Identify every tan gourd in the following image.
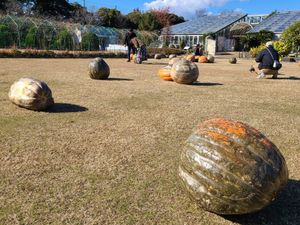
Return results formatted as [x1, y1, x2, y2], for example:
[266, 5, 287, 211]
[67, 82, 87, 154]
[8, 77, 54, 111]
[170, 59, 199, 84]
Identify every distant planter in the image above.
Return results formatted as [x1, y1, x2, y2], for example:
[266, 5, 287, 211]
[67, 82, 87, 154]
[8, 77, 54, 111]
[158, 66, 173, 81]
[170, 58, 199, 84]
[229, 57, 237, 64]
[88, 57, 110, 80]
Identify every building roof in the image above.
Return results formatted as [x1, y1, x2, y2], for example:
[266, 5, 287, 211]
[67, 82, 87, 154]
[166, 13, 247, 35]
[249, 11, 300, 34]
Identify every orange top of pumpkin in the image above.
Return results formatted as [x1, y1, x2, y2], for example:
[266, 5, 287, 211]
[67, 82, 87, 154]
[198, 56, 208, 63]
[158, 66, 173, 81]
[186, 54, 195, 62]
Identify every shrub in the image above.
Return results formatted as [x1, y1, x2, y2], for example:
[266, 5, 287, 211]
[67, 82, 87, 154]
[147, 47, 184, 57]
[249, 40, 291, 58]
[249, 44, 265, 58]
[179, 39, 185, 50]
[280, 20, 300, 53]
[56, 29, 74, 50]
[25, 27, 38, 48]
[0, 24, 13, 48]
[81, 32, 99, 51]
[241, 30, 274, 51]
[273, 40, 290, 57]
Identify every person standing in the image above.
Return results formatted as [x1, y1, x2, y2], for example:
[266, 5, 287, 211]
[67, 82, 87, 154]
[194, 44, 203, 56]
[124, 28, 137, 62]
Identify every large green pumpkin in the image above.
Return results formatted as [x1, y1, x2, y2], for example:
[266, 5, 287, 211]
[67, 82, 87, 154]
[170, 59, 199, 84]
[88, 57, 110, 80]
[179, 118, 288, 215]
[8, 77, 54, 111]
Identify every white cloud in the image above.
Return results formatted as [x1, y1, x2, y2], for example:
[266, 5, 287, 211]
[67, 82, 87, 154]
[234, 8, 244, 13]
[144, 0, 231, 17]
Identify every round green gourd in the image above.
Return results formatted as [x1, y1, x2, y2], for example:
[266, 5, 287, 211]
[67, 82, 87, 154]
[179, 118, 288, 215]
[8, 77, 54, 111]
[88, 57, 110, 80]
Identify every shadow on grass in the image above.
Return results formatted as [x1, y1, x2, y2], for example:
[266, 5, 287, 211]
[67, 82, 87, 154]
[192, 82, 223, 86]
[107, 77, 133, 81]
[142, 62, 169, 66]
[268, 76, 300, 80]
[223, 179, 300, 225]
[46, 103, 88, 113]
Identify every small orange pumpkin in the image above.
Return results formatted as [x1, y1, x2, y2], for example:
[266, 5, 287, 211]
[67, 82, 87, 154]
[158, 66, 173, 81]
[198, 56, 208, 63]
[194, 55, 200, 62]
[131, 54, 137, 63]
[130, 53, 134, 61]
[186, 54, 195, 62]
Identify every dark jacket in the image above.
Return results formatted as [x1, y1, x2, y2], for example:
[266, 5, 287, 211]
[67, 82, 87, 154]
[124, 31, 137, 46]
[195, 47, 203, 56]
[255, 46, 280, 69]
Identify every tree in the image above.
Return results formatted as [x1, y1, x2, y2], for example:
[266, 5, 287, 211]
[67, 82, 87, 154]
[126, 9, 142, 29]
[151, 8, 171, 46]
[138, 12, 161, 31]
[31, 0, 74, 18]
[25, 26, 38, 48]
[70, 2, 96, 25]
[169, 13, 185, 25]
[0, 24, 13, 48]
[1, 0, 23, 15]
[0, 0, 7, 12]
[96, 7, 126, 28]
[241, 30, 274, 50]
[81, 32, 99, 51]
[55, 29, 73, 50]
[280, 20, 300, 53]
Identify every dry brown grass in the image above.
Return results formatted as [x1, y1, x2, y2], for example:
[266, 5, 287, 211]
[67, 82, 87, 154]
[0, 57, 299, 225]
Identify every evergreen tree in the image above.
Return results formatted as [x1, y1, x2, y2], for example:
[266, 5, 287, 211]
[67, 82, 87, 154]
[138, 12, 161, 31]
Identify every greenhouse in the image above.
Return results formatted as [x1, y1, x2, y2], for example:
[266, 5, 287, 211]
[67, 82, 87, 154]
[0, 15, 158, 51]
[248, 11, 300, 37]
[161, 13, 248, 52]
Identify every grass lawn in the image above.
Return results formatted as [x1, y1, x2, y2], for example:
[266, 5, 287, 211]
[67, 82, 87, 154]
[0, 57, 299, 225]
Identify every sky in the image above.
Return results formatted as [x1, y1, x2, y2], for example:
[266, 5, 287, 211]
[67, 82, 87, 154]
[69, 0, 299, 18]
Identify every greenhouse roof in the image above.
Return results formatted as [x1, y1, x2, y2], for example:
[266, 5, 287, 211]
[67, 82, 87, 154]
[85, 26, 119, 37]
[166, 13, 247, 35]
[249, 11, 300, 34]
